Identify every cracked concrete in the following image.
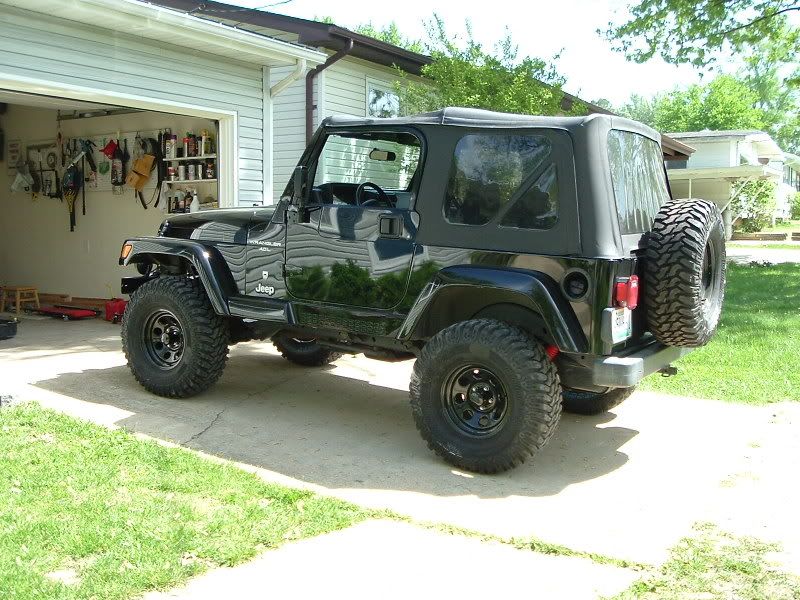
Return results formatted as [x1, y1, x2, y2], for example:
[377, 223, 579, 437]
[2, 318, 797, 571]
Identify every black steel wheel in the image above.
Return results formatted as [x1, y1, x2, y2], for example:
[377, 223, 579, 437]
[122, 277, 229, 398]
[442, 365, 509, 436]
[143, 309, 185, 369]
[273, 334, 341, 367]
[410, 319, 562, 474]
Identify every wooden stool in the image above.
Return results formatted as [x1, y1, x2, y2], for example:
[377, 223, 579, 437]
[0, 286, 40, 315]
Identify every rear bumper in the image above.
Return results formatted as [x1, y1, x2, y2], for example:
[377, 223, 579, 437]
[592, 341, 691, 388]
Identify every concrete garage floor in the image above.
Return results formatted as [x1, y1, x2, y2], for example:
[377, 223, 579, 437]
[1, 318, 798, 571]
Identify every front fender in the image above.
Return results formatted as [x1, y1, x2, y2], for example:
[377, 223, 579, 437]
[120, 237, 236, 315]
[398, 265, 588, 353]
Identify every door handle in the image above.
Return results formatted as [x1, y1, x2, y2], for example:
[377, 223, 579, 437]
[378, 214, 403, 238]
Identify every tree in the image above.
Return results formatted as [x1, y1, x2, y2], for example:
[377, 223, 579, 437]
[739, 35, 800, 152]
[397, 16, 572, 117]
[354, 22, 425, 54]
[617, 94, 658, 125]
[603, 0, 799, 70]
[648, 75, 766, 133]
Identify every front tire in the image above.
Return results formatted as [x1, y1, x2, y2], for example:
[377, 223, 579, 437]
[410, 319, 562, 474]
[562, 387, 635, 415]
[122, 277, 229, 398]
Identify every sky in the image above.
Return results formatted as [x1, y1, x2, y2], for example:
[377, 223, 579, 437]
[227, 0, 721, 105]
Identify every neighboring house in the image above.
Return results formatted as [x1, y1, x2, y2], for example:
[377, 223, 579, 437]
[665, 130, 797, 235]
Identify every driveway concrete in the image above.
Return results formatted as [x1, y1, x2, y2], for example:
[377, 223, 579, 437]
[142, 520, 639, 600]
[0, 318, 794, 566]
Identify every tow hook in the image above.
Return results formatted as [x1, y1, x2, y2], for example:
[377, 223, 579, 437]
[659, 365, 678, 377]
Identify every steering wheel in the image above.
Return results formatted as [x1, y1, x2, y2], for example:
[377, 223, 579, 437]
[355, 181, 391, 207]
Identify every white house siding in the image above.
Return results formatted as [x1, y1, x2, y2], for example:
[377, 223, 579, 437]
[270, 64, 315, 201]
[271, 56, 408, 202]
[0, 7, 266, 205]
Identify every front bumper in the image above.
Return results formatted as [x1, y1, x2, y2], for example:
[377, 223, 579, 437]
[592, 341, 691, 388]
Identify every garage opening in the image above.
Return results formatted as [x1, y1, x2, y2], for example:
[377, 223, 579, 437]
[0, 90, 226, 318]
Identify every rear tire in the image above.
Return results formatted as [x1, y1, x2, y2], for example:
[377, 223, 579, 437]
[122, 277, 229, 398]
[410, 319, 562, 474]
[562, 387, 635, 415]
[644, 198, 726, 347]
[273, 335, 341, 367]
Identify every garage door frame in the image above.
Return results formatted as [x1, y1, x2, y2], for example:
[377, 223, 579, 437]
[0, 72, 239, 208]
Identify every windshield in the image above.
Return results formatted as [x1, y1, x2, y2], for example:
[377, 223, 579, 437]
[607, 130, 670, 234]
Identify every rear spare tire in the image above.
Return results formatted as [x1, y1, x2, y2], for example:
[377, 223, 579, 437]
[644, 199, 726, 347]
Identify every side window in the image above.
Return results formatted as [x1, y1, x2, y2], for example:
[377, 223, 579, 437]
[607, 130, 670, 234]
[367, 81, 400, 118]
[444, 134, 557, 229]
[309, 131, 421, 209]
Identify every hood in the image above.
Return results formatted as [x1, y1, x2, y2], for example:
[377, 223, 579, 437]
[159, 206, 276, 244]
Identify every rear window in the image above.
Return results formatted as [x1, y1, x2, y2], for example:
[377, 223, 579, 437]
[608, 130, 670, 234]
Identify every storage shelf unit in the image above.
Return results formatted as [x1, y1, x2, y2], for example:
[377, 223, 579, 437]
[163, 154, 217, 162]
[166, 178, 218, 184]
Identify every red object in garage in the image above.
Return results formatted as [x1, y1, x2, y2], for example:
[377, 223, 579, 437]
[105, 298, 128, 323]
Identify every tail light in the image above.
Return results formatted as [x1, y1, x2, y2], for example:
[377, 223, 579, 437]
[614, 275, 639, 310]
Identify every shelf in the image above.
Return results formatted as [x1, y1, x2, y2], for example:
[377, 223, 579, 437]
[163, 154, 217, 162]
[165, 178, 218, 184]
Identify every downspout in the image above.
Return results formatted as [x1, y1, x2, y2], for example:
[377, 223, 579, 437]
[306, 38, 354, 142]
[271, 58, 307, 98]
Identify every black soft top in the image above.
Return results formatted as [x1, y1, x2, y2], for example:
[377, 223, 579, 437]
[322, 107, 662, 144]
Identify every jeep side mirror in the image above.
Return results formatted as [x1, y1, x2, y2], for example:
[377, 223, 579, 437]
[292, 165, 307, 207]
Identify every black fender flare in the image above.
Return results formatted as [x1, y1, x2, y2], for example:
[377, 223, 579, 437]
[120, 237, 236, 315]
[398, 265, 588, 353]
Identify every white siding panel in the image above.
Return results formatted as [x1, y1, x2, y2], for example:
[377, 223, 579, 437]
[270, 64, 316, 201]
[0, 9, 267, 206]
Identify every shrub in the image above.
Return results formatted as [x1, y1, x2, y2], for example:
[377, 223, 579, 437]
[791, 192, 800, 220]
[731, 179, 776, 232]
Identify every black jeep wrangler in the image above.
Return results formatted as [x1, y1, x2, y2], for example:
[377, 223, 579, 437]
[119, 108, 726, 473]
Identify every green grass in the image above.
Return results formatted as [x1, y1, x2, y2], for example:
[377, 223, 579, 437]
[615, 524, 800, 599]
[760, 219, 800, 234]
[0, 403, 365, 600]
[728, 242, 800, 250]
[640, 263, 800, 404]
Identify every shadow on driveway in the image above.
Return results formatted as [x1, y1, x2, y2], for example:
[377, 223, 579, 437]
[34, 346, 635, 501]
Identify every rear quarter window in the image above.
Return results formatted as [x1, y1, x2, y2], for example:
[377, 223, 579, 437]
[444, 134, 558, 230]
[607, 130, 670, 234]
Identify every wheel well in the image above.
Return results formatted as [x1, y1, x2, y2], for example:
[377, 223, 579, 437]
[410, 285, 555, 345]
[132, 253, 196, 276]
[472, 303, 553, 345]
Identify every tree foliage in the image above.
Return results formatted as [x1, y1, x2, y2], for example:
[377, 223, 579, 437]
[604, 0, 800, 70]
[396, 16, 573, 117]
[648, 75, 766, 132]
[353, 22, 425, 54]
[611, 73, 799, 153]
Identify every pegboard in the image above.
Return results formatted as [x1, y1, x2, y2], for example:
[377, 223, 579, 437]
[26, 129, 164, 194]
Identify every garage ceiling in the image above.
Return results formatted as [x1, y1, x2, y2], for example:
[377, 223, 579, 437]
[0, 89, 121, 112]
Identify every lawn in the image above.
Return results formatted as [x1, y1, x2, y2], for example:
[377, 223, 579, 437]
[615, 524, 800, 599]
[640, 263, 800, 404]
[0, 403, 365, 600]
[761, 219, 800, 234]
